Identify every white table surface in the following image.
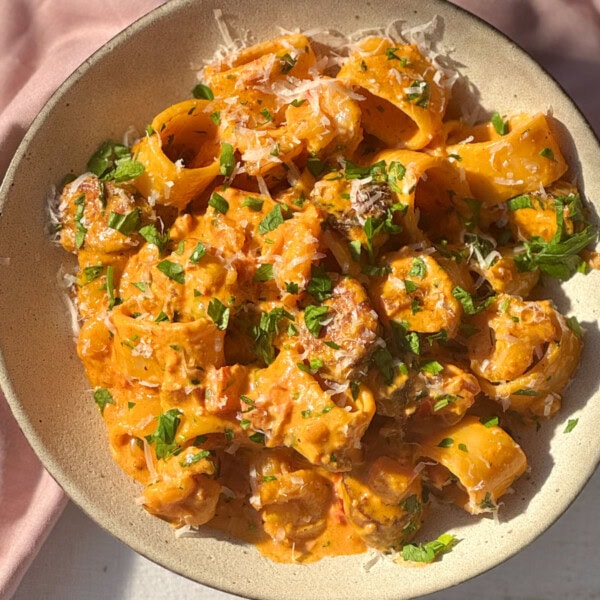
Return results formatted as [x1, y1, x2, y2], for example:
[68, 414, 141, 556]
[14, 466, 600, 600]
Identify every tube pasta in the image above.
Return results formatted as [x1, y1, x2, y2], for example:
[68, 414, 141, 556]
[132, 100, 221, 209]
[446, 113, 568, 205]
[338, 39, 447, 149]
[468, 296, 582, 419]
[55, 27, 595, 565]
[416, 416, 528, 514]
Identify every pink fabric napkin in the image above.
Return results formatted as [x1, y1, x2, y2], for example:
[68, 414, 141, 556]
[0, 1, 598, 599]
[0, 2, 163, 599]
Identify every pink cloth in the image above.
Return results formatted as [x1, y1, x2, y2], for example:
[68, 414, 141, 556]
[0, 1, 598, 599]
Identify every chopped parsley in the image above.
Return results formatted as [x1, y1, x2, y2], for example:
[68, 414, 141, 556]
[105, 264, 119, 309]
[491, 112, 509, 136]
[405, 80, 429, 108]
[248, 431, 265, 444]
[452, 286, 495, 315]
[73, 194, 87, 249]
[388, 161, 406, 192]
[540, 147, 555, 161]
[107, 209, 140, 236]
[372, 347, 395, 386]
[401, 534, 458, 563]
[403, 279, 419, 294]
[279, 53, 297, 74]
[139, 224, 169, 255]
[93, 388, 115, 414]
[285, 281, 300, 294]
[437, 437, 454, 448]
[157, 260, 185, 284]
[208, 192, 230, 215]
[145, 409, 182, 459]
[344, 159, 387, 182]
[192, 83, 214, 100]
[507, 195, 534, 211]
[179, 449, 211, 467]
[241, 197, 264, 211]
[207, 298, 230, 330]
[304, 305, 330, 338]
[420, 360, 444, 376]
[219, 143, 235, 177]
[87, 140, 144, 183]
[82, 264, 103, 284]
[258, 204, 287, 234]
[253, 263, 274, 282]
[253, 307, 294, 365]
[564, 418, 579, 433]
[408, 257, 427, 279]
[189, 241, 206, 264]
[307, 266, 333, 301]
[513, 197, 597, 280]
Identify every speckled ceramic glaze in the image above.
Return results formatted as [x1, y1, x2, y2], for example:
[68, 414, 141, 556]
[1, 1, 599, 598]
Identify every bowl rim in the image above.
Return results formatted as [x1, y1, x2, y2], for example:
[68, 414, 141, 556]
[1, 0, 600, 598]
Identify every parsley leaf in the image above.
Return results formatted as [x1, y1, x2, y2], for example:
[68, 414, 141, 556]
[388, 161, 406, 192]
[513, 208, 597, 280]
[480, 416, 499, 428]
[258, 204, 286, 234]
[540, 147, 555, 161]
[241, 197, 264, 211]
[87, 140, 144, 183]
[491, 112, 509, 135]
[192, 83, 214, 100]
[253, 263, 274, 282]
[285, 281, 300, 294]
[401, 534, 458, 563]
[157, 260, 185, 284]
[306, 266, 333, 301]
[304, 305, 330, 337]
[408, 257, 427, 279]
[564, 418, 579, 433]
[405, 80, 429, 108]
[344, 159, 387, 182]
[179, 449, 211, 467]
[82, 264, 103, 284]
[107, 209, 140, 236]
[93, 388, 115, 415]
[139, 224, 169, 255]
[208, 192, 229, 215]
[105, 264, 119, 309]
[219, 143, 235, 177]
[279, 53, 297, 74]
[253, 307, 294, 365]
[372, 347, 395, 386]
[452, 286, 495, 315]
[145, 409, 182, 459]
[189, 241, 206, 264]
[420, 360, 444, 375]
[207, 298, 230, 330]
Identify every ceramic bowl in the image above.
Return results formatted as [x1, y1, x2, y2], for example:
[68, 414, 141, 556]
[1, 1, 599, 598]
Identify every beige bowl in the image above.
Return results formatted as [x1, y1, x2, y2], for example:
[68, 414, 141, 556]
[1, 1, 599, 598]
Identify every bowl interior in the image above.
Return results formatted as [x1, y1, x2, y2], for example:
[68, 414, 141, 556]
[1, 1, 599, 598]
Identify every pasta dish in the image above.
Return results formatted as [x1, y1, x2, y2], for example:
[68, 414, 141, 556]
[55, 28, 595, 564]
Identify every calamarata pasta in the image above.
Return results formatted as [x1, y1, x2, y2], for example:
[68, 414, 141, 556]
[55, 25, 596, 564]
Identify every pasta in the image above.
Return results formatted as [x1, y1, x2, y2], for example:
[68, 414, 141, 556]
[56, 27, 596, 565]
